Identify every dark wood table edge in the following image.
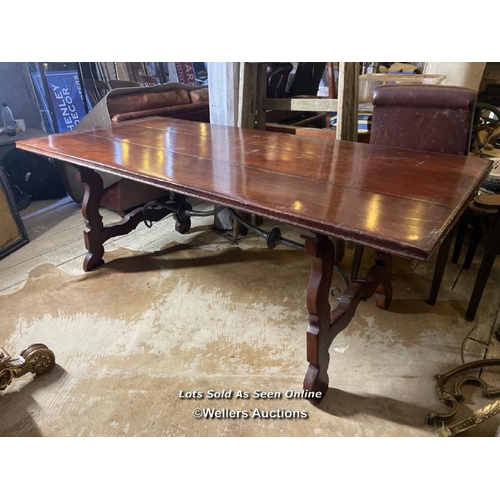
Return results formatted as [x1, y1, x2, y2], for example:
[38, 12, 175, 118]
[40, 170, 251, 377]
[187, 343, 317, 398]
[17, 140, 482, 262]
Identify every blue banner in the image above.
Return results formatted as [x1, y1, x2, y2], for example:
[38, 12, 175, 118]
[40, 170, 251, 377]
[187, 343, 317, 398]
[33, 70, 87, 132]
[46, 70, 86, 132]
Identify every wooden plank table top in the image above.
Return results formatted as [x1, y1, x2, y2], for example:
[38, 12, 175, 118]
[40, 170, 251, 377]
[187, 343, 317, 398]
[15, 115, 495, 402]
[17, 116, 492, 260]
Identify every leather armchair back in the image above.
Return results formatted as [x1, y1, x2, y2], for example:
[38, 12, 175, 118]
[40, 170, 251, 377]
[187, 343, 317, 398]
[370, 84, 477, 155]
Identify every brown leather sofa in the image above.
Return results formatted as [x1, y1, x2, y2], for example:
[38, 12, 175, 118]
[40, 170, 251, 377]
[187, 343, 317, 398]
[58, 82, 209, 211]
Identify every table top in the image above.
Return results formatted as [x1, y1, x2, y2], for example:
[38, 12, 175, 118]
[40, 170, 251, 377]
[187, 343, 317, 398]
[16, 116, 492, 260]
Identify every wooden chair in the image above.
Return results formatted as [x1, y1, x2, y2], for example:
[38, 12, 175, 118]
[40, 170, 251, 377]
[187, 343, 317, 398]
[265, 62, 332, 139]
[285, 62, 326, 97]
[266, 63, 294, 98]
[450, 194, 500, 320]
[108, 79, 141, 89]
[350, 84, 477, 308]
[83, 79, 110, 107]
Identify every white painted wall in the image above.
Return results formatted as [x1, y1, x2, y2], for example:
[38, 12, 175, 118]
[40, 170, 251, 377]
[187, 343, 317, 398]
[424, 62, 487, 92]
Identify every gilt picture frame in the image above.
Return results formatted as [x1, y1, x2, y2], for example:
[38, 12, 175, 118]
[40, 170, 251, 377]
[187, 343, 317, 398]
[0, 165, 29, 259]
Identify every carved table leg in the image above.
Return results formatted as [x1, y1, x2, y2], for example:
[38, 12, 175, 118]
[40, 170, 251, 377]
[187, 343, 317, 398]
[0, 344, 55, 391]
[303, 234, 335, 400]
[302, 234, 392, 403]
[77, 168, 105, 272]
[76, 167, 179, 272]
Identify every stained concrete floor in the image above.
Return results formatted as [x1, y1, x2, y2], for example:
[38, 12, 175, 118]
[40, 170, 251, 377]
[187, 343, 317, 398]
[1, 197, 500, 437]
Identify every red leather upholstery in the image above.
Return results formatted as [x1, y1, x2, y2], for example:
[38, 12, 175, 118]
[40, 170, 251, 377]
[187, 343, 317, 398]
[107, 87, 210, 124]
[189, 87, 209, 103]
[370, 84, 476, 155]
[107, 88, 191, 117]
[111, 102, 209, 123]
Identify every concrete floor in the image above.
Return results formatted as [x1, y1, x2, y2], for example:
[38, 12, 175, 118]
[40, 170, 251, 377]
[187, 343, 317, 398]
[1, 196, 499, 436]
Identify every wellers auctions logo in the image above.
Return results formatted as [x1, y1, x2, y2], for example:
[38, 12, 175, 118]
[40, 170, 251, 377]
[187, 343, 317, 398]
[192, 408, 308, 419]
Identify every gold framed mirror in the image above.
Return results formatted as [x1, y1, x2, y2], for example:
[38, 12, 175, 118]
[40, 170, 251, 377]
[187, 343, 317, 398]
[0, 166, 29, 259]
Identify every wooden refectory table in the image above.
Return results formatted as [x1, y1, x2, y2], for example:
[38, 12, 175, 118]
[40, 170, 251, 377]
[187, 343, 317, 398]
[16, 117, 492, 402]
